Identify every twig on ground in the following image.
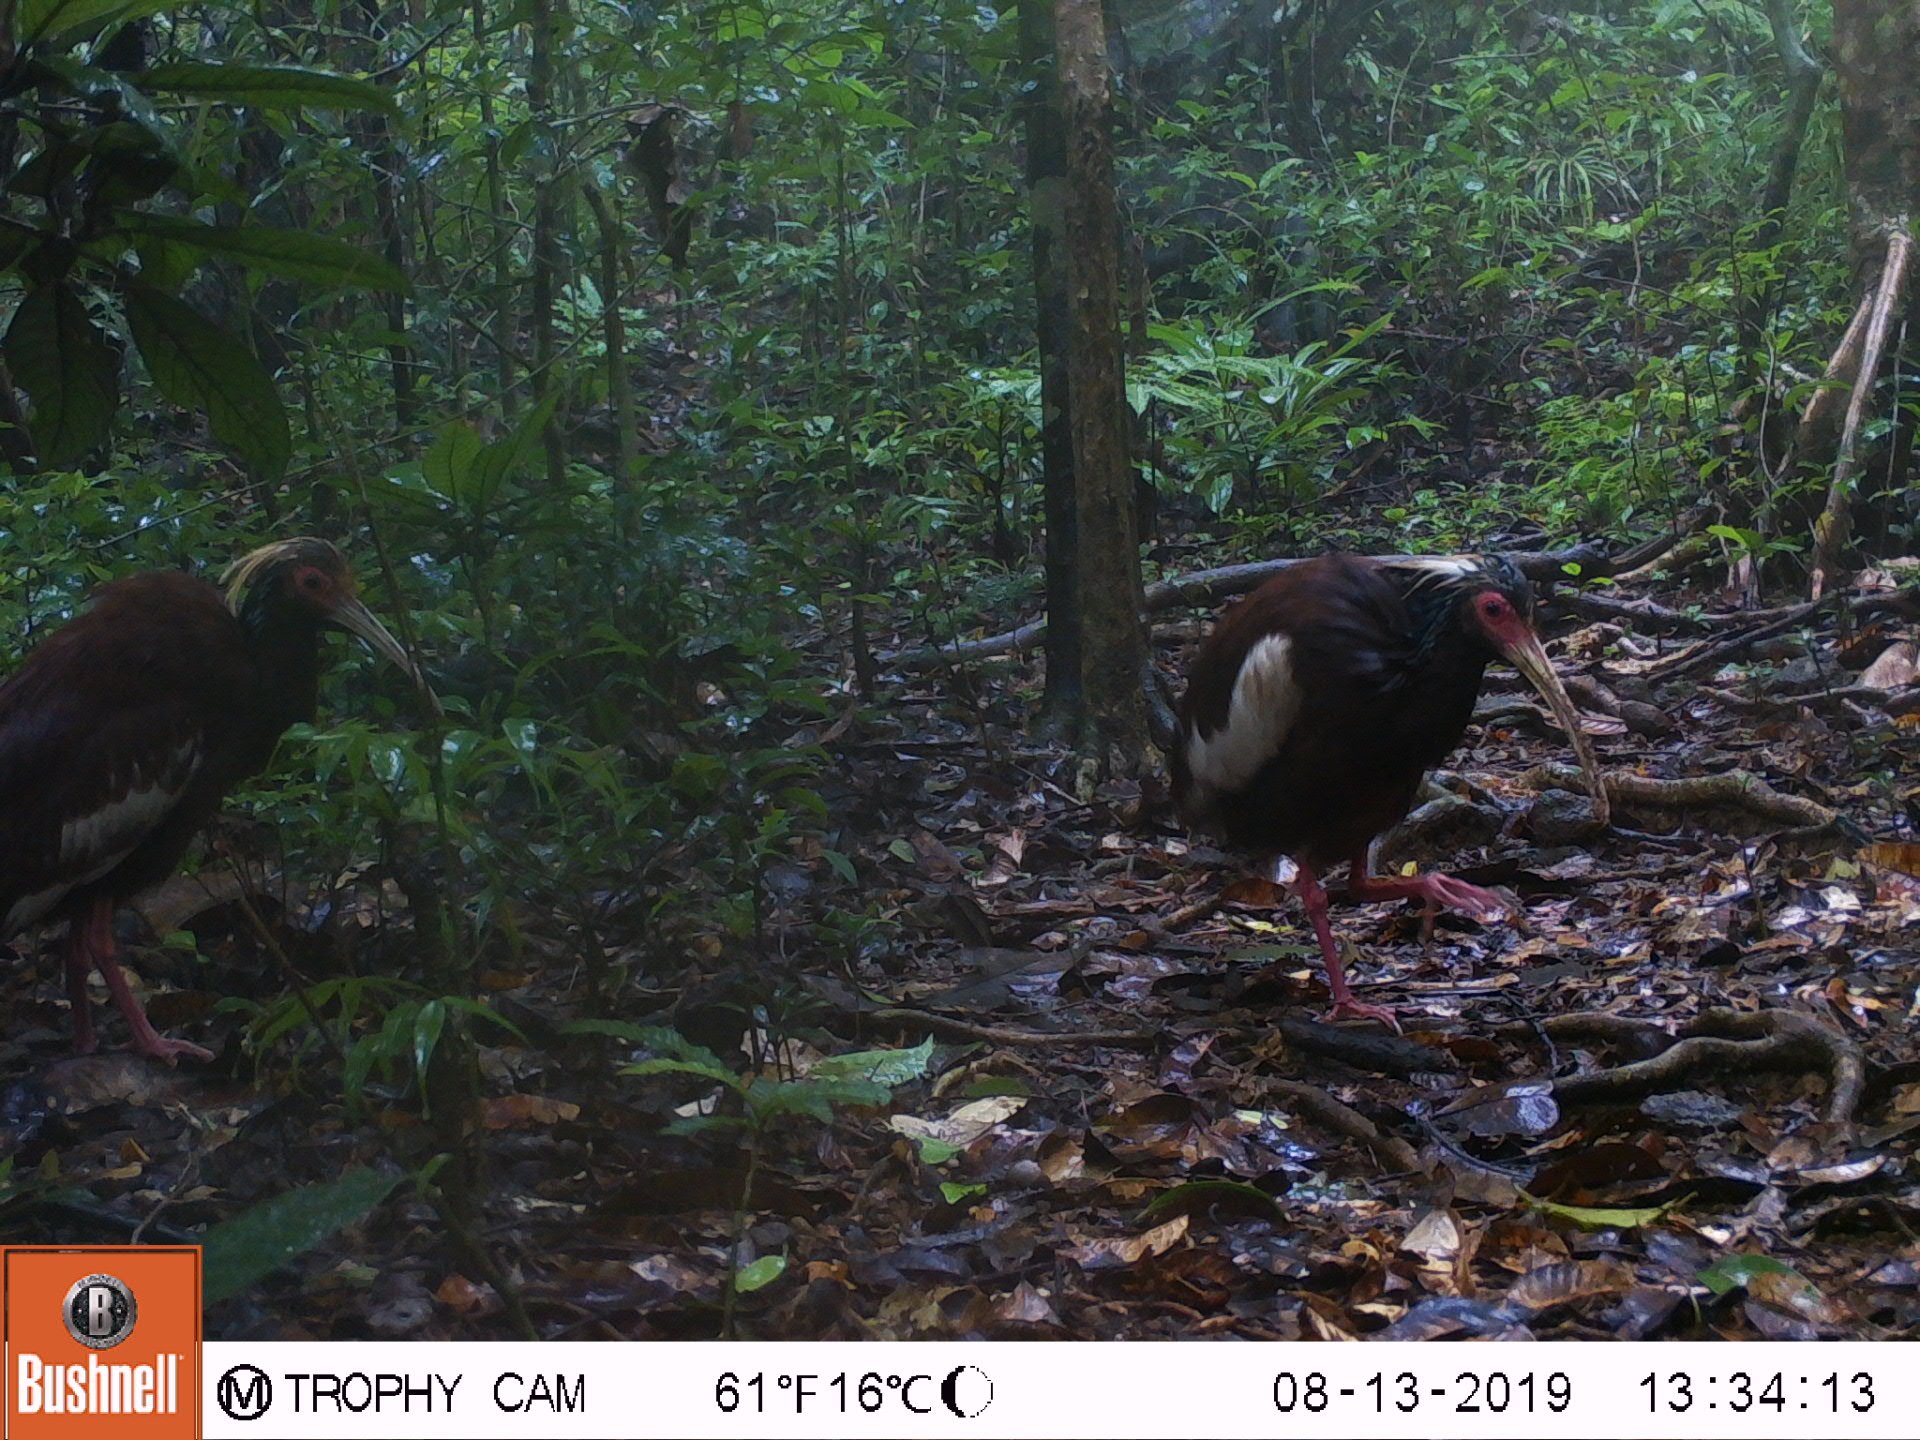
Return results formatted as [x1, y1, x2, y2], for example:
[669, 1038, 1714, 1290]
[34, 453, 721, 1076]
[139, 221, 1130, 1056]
[1262, 1077, 1422, 1173]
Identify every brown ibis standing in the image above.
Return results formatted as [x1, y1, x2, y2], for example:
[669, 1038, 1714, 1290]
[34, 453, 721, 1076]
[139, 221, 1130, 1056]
[0, 538, 433, 1062]
[1173, 553, 1607, 1031]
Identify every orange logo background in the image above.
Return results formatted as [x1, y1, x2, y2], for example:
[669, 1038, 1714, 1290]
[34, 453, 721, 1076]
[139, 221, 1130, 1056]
[2, 1246, 201, 1440]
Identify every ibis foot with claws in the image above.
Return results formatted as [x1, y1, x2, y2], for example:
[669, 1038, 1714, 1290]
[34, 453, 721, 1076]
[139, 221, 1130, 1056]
[1291, 861, 1402, 1034]
[1345, 863, 1510, 924]
[64, 898, 213, 1065]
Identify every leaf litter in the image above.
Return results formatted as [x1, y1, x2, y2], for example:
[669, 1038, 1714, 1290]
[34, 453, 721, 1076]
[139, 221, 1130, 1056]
[4, 562, 1920, 1341]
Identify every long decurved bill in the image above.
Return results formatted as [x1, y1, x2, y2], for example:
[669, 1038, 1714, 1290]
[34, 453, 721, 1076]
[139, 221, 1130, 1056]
[331, 597, 444, 717]
[1500, 629, 1610, 828]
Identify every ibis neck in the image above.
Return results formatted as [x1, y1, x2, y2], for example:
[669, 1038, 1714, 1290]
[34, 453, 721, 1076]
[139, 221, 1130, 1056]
[237, 604, 325, 733]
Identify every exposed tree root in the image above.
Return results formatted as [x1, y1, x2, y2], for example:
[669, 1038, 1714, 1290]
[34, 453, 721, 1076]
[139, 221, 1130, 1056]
[1262, 1077, 1421, 1173]
[1516, 763, 1837, 832]
[1545, 1007, 1865, 1126]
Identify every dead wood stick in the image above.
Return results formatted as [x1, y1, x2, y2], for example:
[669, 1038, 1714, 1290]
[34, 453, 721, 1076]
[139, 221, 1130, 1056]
[1706, 680, 1920, 719]
[1516, 763, 1837, 831]
[1271, 1015, 1457, 1079]
[886, 539, 1655, 668]
[1262, 1078, 1421, 1173]
[853, 1006, 1156, 1049]
[1548, 1007, 1864, 1125]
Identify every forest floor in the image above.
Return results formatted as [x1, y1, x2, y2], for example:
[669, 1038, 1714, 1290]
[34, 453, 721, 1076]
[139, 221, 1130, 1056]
[6, 532, 1920, 1343]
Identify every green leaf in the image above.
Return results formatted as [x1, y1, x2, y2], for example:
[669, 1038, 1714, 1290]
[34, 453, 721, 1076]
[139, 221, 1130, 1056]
[1521, 1190, 1684, 1231]
[19, 0, 175, 44]
[124, 283, 289, 478]
[1136, 1178, 1286, 1226]
[118, 215, 407, 291]
[1696, 1252, 1807, 1297]
[809, 1036, 933, 1087]
[202, 1167, 402, 1303]
[2, 282, 119, 467]
[470, 393, 558, 498]
[912, 1135, 962, 1165]
[621, 1056, 743, 1090]
[138, 63, 396, 114]
[423, 422, 484, 500]
[940, 1181, 988, 1204]
[412, 999, 446, 1085]
[732, 1255, 786, 1294]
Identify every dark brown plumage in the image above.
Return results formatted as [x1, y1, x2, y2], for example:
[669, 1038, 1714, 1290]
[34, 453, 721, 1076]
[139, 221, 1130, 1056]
[1174, 553, 1606, 1030]
[0, 538, 432, 1062]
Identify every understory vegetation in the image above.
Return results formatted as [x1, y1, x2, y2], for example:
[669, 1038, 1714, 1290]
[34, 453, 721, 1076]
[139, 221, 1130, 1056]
[3, 0, 1919, 1341]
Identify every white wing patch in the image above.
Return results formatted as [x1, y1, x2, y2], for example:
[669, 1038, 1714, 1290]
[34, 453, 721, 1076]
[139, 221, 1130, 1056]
[58, 740, 198, 868]
[1183, 633, 1301, 795]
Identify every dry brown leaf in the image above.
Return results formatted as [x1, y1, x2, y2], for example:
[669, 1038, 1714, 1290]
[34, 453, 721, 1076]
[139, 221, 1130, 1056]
[482, 1094, 581, 1130]
[1859, 640, 1920, 689]
[1062, 1216, 1190, 1269]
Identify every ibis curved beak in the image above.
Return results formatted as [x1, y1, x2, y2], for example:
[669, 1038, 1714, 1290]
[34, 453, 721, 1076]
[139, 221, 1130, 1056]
[1500, 628, 1611, 828]
[330, 597, 444, 718]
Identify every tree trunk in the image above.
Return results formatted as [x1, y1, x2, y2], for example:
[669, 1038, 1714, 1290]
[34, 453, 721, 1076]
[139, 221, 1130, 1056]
[472, 0, 517, 416]
[526, 0, 568, 488]
[1020, 0, 1081, 728]
[1806, 0, 1920, 596]
[1054, 0, 1148, 777]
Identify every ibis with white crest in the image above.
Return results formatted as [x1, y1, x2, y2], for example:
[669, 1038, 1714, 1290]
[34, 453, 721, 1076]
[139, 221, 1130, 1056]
[0, 537, 434, 1062]
[1172, 552, 1608, 1031]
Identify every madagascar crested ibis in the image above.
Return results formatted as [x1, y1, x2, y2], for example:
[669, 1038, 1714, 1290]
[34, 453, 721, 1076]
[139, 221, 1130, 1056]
[0, 538, 434, 1063]
[1173, 553, 1608, 1031]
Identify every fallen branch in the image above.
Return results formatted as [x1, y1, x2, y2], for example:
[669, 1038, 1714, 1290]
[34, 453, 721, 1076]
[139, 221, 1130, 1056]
[1547, 1007, 1864, 1126]
[1262, 1077, 1421, 1172]
[1705, 680, 1920, 720]
[1271, 1015, 1456, 1079]
[886, 534, 1687, 669]
[1515, 764, 1838, 832]
[851, 1006, 1156, 1050]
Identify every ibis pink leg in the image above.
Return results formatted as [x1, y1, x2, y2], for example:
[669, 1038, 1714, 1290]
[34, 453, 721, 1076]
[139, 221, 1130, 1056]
[1289, 860, 1401, 1033]
[64, 926, 98, 1055]
[1345, 855, 1510, 922]
[73, 896, 212, 1065]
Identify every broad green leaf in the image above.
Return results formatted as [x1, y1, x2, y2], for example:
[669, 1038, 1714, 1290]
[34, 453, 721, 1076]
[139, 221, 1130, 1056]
[809, 1036, 934, 1087]
[470, 393, 558, 498]
[202, 1168, 402, 1302]
[940, 1181, 988, 1204]
[733, 1255, 786, 1293]
[423, 422, 484, 501]
[3, 282, 119, 467]
[138, 63, 395, 114]
[621, 1056, 743, 1090]
[19, 0, 175, 44]
[125, 283, 290, 478]
[118, 215, 407, 291]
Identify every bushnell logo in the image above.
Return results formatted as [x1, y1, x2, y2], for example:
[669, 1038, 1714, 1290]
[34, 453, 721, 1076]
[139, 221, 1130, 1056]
[64, 1273, 138, 1349]
[3, 1245, 201, 1438]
